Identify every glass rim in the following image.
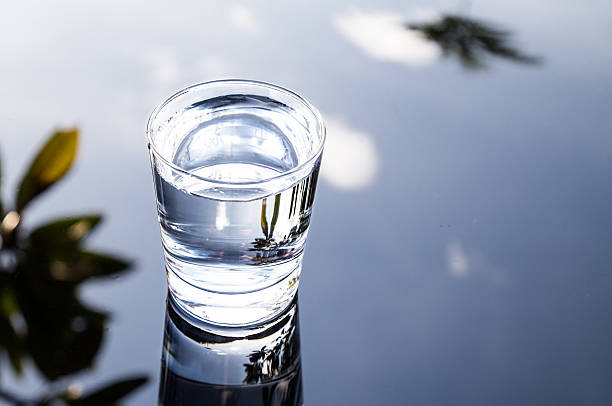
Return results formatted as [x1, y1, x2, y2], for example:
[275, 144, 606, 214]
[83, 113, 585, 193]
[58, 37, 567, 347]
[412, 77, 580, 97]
[146, 79, 326, 187]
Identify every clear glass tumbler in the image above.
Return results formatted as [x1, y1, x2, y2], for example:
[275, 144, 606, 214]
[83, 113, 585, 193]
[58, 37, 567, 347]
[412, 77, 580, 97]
[147, 80, 325, 326]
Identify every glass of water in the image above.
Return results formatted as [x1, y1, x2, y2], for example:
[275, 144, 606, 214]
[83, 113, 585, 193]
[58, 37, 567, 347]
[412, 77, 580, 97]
[147, 80, 325, 326]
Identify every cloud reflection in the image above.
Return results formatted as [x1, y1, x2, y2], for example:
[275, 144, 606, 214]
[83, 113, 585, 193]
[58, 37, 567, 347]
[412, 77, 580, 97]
[143, 48, 181, 86]
[446, 241, 469, 278]
[229, 4, 262, 35]
[334, 9, 441, 67]
[195, 55, 234, 79]
[321, 118, 378, 190]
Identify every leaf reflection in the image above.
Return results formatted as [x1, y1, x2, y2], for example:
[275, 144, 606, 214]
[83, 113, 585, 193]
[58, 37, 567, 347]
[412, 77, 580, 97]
[0, 129, 147, 405]
[60, 376, 149, 406]
[408, 14, 541, 69]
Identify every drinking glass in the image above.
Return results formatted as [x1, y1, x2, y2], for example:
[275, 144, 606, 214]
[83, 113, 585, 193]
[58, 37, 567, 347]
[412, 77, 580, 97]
[147, 80, 325, 326]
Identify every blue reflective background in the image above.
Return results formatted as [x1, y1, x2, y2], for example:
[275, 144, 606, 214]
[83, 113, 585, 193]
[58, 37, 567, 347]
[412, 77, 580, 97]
[1, 1, 612, 405]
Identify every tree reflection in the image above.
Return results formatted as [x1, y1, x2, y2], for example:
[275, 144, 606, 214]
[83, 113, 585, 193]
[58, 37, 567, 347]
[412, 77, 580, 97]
[159, 295, 302, 405]
[243, 312, 299, 385]
[0, 129, 147, 405]
[407, 14, 540, 69]
[250, 165, 319, 266]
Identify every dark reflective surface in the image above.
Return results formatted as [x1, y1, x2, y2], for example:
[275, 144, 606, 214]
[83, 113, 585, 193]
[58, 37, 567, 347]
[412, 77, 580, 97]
[159, 295, 302, 405]
[2, 1, 612, 405]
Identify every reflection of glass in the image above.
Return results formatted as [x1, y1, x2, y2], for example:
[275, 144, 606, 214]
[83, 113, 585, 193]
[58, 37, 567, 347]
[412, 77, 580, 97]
[147, 80, 325, 326]
[159, 292, 303, 405]
[0, 130, 147, 404]
[408, 15, 540, 69]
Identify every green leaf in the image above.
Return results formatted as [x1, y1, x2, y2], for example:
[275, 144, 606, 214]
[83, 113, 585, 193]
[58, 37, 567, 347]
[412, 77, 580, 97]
[0, 284, 18, 317]
[16, 281, 107, 380]
[0, 281, 24, 375]
[46, 250, 131, 283]
[0, 315, 24, 375]
[65, 376, 148, 406]
[16, 128, 79, 212]
[30, 215, 103, 249]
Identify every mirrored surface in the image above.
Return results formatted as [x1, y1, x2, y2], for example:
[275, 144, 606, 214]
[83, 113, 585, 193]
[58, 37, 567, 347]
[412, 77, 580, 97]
[1, 0, 612, 405]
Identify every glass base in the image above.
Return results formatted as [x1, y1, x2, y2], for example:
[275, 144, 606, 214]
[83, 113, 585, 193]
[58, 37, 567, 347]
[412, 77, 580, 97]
[166, 260, 301, 327]
[159, 291, 303, 405]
